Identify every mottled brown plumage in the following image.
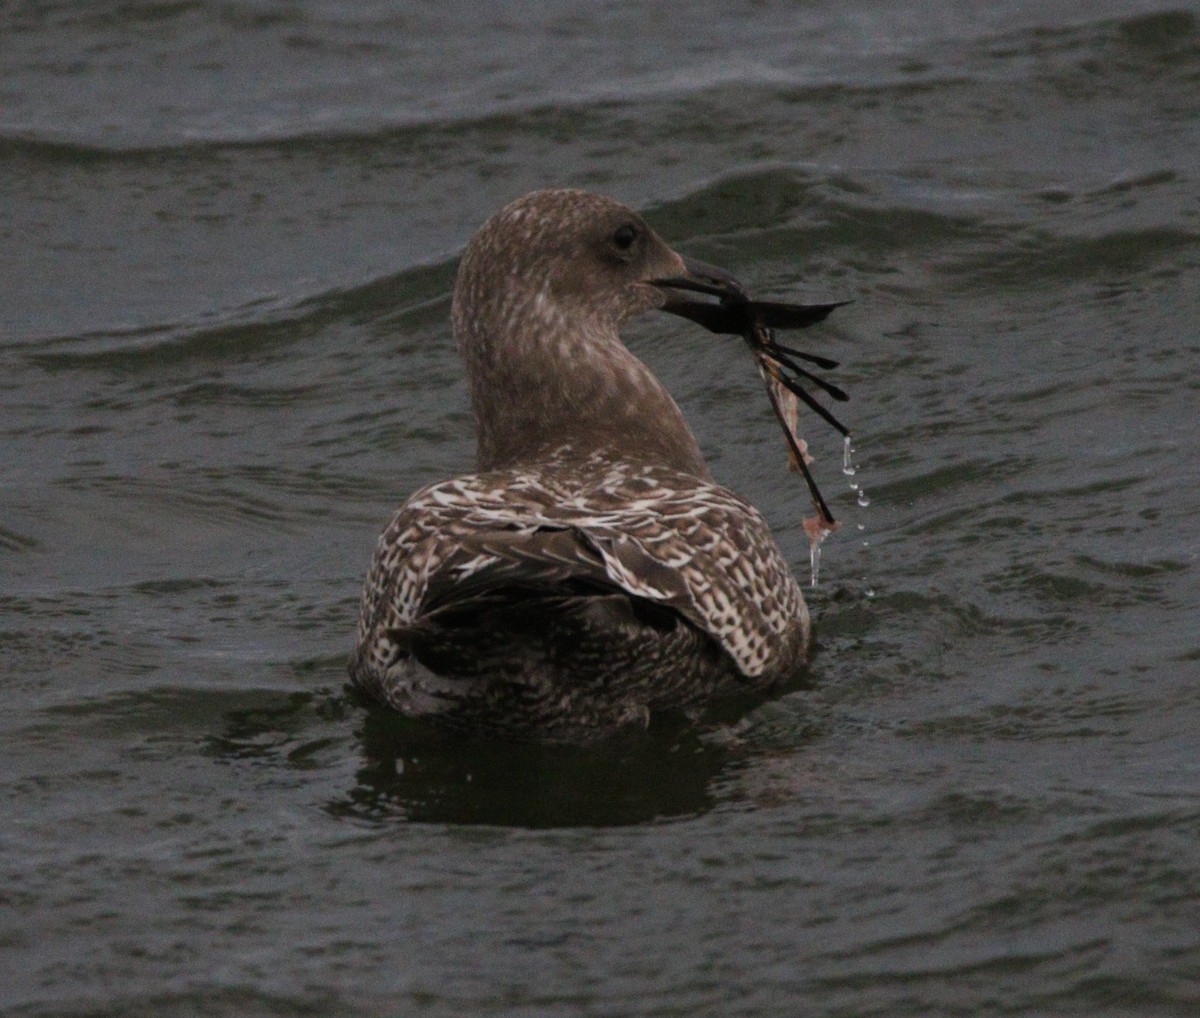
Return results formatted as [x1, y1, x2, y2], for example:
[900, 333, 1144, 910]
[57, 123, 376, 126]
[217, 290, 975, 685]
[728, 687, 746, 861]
[350, 189, 810, 741]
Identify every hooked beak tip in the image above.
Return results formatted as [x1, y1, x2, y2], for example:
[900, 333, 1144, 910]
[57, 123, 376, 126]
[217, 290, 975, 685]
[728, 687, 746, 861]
[649, 255, 748, 303]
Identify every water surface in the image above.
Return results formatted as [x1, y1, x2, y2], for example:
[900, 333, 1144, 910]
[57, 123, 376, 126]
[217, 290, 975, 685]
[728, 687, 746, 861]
[3, 2, 1199, 1015]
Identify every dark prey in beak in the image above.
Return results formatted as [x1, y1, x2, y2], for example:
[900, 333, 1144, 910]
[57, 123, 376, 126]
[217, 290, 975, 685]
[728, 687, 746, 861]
[651, 257, 852, 526]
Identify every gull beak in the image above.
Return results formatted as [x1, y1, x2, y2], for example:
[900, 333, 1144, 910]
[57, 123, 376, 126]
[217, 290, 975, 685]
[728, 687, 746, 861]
[652, 253, 744, 302]
[652, 255, 849, 336]
[649, 255, 758, 335]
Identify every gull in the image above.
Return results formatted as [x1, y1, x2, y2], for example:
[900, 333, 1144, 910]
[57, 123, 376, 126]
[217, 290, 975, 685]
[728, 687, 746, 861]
[351, 188, 840, 741]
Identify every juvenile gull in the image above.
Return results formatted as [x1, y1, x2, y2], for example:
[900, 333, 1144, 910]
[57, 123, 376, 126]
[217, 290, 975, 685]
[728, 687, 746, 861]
[351, 188, 811, 741]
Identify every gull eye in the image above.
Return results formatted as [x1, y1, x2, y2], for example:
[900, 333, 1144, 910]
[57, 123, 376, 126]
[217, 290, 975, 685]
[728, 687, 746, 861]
[612, 223, 638, 251]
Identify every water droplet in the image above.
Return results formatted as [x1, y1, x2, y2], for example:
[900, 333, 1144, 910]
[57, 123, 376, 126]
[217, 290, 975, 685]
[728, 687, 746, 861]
[809, 540, 821, 588]
[865, 588, 876, 598]
[842, 435, 856, 475]
[857, 490, 870, 507]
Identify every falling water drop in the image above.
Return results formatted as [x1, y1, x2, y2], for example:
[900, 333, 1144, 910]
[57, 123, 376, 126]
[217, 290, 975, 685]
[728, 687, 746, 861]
[857, 489, 870, 507]
[842, 435, 856, 476]
[810, 539, 821, 588]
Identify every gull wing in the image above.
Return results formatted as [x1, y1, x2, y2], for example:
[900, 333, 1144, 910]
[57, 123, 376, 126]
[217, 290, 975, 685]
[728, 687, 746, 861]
[355, 462, 806, 679]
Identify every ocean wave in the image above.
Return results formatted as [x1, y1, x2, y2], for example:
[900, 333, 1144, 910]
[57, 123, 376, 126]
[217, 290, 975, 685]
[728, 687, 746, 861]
[3, 6, 1196, 154]
[21, 261, 455, 368]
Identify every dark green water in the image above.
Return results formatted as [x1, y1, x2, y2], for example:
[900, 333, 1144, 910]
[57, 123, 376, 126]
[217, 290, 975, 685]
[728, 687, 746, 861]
[3, 2, 1199, 1015]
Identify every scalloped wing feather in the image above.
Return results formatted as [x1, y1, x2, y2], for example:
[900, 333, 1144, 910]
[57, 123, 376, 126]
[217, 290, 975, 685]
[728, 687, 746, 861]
[355, 458, 807, 679]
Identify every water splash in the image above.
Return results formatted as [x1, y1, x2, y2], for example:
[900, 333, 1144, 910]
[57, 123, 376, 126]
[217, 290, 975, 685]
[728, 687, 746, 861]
[803, 517, 835, 588]
[804, 436, 868, 587]
[844, 435, 870, 506]
[846, 439, 873, 590]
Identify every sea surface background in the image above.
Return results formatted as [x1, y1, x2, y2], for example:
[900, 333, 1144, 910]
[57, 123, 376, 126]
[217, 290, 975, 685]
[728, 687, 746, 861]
[3, 1, 1199, 1015]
